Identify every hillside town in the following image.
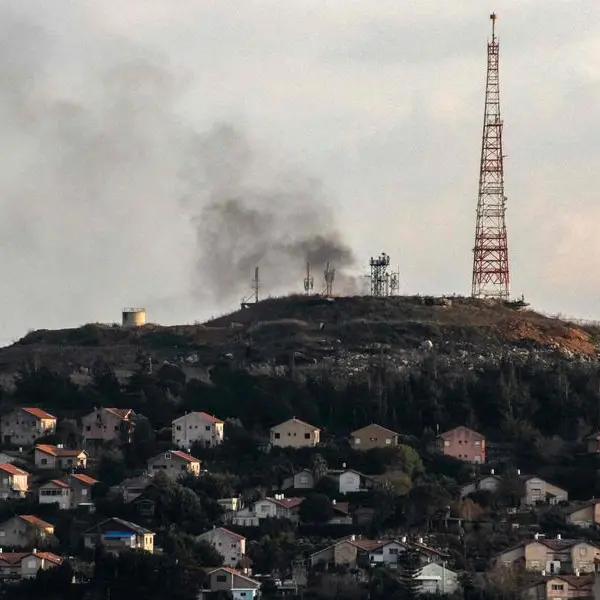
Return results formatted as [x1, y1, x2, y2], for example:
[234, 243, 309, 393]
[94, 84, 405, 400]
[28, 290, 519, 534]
[0, 379, 600, 600]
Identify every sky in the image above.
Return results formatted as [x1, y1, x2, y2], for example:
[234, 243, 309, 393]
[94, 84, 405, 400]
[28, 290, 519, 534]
[0, 0, 599, 345]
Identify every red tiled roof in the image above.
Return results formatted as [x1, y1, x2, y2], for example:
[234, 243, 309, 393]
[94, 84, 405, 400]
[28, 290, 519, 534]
[0, 463, 28, 476]
[71, 473, 99, 486]
[439, 425, 484, 439]
[170, 450, 200, 463]
[269, 497, 303, 510]
[207, 567, 260, 586]
[271, 417, 320, 431]
[32, 551, 62, 565]
[0, 553, 29, 565]
[35, 444, 86, 457]
[351, 423, 399, 437]
[18, 515, 53, 530]
[104, 408, 134, 420]
[20, 407, 56, 420]
[527, 574, 594, 589]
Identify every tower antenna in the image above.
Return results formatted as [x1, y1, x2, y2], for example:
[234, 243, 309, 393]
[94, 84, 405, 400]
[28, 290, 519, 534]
[241, 266, 260, 309]
[303, 262, 314, 295]
[471, 12, 510, 300]
[323, 262, 335, 297]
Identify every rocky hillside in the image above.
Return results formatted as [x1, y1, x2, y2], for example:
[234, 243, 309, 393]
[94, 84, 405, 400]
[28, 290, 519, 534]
[0, 296, 598, 384]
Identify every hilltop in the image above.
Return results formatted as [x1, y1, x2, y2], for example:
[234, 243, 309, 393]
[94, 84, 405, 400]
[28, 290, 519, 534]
[0, 295, 598, 383]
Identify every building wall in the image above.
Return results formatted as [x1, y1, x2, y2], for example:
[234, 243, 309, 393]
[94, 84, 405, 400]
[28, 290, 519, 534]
[70, 483, 93, 507]
[1, 410, 56, 446]
[570, 543, 600, 574]
[524, 479, 568, 506]
[339, 471, 361, 495]
[350, 425, 398, 450]
[201, 530, 245, 567]
[567, 507, 594, 527]
[20, 555, 54, 579]
[270, 421, 320, 448]
[148, 454, 200, 481]
[0, 518, 52, 548]
[461, 476, 499, 498]
[0, 473, 28, 499]
[498, 545, 526, 567]
[82, 409, 130, 443]
[417, 563, 459, 595]
[294, 471, 315, 489]
[440, 427, 485, 463]
[334, 541, 358, 566]
[524, 542, 549, 571]
[172, 413, 224, 448]
[34, 450, 87, 470]
[39, 485, 71, 510]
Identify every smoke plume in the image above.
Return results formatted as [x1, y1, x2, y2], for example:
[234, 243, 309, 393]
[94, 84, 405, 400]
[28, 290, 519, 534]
[187, 124, 356, 302]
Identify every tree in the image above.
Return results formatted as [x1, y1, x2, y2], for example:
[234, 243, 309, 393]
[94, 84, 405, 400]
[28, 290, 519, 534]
[298, 493, 334, 524]
[397, 549, 422, 600]
[495, 470, 525, 508]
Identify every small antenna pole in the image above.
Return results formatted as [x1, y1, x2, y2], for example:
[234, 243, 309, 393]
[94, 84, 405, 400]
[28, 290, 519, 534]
[303, 262, 314, 295]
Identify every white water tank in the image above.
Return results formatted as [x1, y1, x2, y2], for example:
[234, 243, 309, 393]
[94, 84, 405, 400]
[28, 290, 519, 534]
[122, 308, 146, 328]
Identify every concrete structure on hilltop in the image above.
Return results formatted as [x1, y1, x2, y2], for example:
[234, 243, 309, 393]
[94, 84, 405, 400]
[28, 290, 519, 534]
[172, 412, 224, 449]
[0, 408, 56, 447]
[270, 418, 320, 448]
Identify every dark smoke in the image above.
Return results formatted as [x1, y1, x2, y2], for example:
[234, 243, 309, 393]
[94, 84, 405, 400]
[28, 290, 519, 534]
[187, 124, 356, 301]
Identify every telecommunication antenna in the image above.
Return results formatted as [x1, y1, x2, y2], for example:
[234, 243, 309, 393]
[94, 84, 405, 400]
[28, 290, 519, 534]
[303, 262, 314, 295]
[323, 262, 336, 296]
[241, 266, 260, 309]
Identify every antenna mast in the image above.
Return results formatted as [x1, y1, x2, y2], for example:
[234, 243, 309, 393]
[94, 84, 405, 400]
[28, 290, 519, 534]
[303, 262, 314, 295]
[471, 13, 510, 300]
[241, 266, 260, 309]
[323, 262, 336, 297]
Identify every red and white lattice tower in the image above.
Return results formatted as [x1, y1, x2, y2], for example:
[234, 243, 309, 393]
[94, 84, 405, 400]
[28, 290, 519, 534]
[472, 13, 510, 300]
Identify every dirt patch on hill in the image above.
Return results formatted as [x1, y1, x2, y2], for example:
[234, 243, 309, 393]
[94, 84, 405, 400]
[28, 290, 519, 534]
[502, 319, 596, 354]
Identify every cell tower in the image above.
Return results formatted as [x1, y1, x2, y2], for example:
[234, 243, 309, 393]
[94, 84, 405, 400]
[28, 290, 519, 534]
[323, 262, 335, 296]
[303, 262, 314, 295]
[472, 13, 510, 300]
[368, 253, 391, 297]
[241, 266, 260, 309]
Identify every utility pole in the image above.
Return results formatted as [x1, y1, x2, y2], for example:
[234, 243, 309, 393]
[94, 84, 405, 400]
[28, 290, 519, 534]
[472, 13, 510, 300]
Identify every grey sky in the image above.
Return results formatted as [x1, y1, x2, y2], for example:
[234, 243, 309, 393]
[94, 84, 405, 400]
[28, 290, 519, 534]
[0, 0, 598, 344]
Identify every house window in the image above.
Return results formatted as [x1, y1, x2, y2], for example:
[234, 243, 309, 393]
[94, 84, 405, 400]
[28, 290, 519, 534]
[181, 465, 187, 471]
[216, 575, 227, 583]
[300, 476, 308, 484]
[261, 505, 268, 513]
[388, 548, 399, 555]
[304, 433, 310, 439]
[551, 584, 564, 591]
[81, 489, 88, 496]
[274, 433, 280, 439]
[86, 426, 91, 431]
[354, 438, 361, 444]
[205, 426, 211, 431]
[114, 425, 119, 431]
[240, 594, 246, 597]
[444, 441, 450, 447]
[475, 440, 481, 446]
[41, 459, 47, 465]
[580, 547, 587, 555]
[385, 438, 391, 445]
[27, 559, 36, 568]
[176, 426, 181, 431]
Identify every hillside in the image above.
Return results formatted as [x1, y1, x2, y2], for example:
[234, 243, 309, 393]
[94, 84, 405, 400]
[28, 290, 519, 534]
[0, 295, 598, 381]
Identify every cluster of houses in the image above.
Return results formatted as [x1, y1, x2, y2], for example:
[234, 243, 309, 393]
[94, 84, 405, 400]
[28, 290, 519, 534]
[2, 405, 600, 598]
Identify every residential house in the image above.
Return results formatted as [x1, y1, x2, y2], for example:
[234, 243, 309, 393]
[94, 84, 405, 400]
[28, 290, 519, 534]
[231, 496, 303, 527]
[585, 432, 600, 454]
[0, 464, 29, 499]
[329, 501, 352, 525]
[217, 497, 243, 513]
[349, 424, 400, 450]
[83, 517, 154, 554]
[438, 426, 485, 463]
[111, 475, 153, 503]
[0, 515, 55, 548]
[460, 472, 568, 506]
[566, 500, 600, 528]
[198, 528, 247, 568]
[172, 411, 224, 449]
[270, 418, 320, 449]
[38, 473, 98, 510]
[525, 574, 594, 600]
[496, 535, 600, 575]
[38, 480, 71, 510]
[281, 469, 315, 491]
[81, 407, 135, 447]
[198, 567, 261, 600]
[34, 445, 88, 470]
[147, 450, 201, 481]
[309, 535, 446, 569]
[417, 562, 460, 595]
[0, 407, 56, 447]
[523, 476, 568, 506]
[328, 469, 374, 495]
[0, 551, 62, 581]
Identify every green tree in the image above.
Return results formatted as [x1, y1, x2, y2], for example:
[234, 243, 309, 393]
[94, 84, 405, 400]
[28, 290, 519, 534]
[397, 549, 422, 600]
[298, 493, 334, 524]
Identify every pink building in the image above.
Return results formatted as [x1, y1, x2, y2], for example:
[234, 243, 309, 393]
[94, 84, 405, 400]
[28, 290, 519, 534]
[438, 426, 485, 464]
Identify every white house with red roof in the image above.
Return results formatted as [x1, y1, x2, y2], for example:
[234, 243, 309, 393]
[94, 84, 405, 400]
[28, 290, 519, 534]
[147, 450, 201, 481]
[0, 464, 29, 499]
[0, 407, 56, 447]
[34, 445, 88, 470]
[0, 515, 55, 548]
[81, 407, 136, 446]
[38, 473, 99, 509]
[198, 527, 247, 567]
[172, 411, 224, 449]
[231, 495, 304, 526]
[198, 567, 261, 600]
[0, 550, 62, 580]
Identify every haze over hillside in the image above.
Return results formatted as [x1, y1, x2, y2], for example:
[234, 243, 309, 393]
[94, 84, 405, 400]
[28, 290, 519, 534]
[2, 1, 600, 344]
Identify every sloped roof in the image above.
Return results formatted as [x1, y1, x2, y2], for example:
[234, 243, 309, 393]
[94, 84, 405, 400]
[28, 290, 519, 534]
[71, 473, 99, 486]
[18, 515, 54, 530]
[20, 407, 57, 420]
[104, 408, 135, 420]
[85, 517, 153, 536]
[268, 497, 303, 510]
[41, 479, 70, 489]
[0, 463, 29, 476]
[207, 567, 261, 587]
[32, 551, 62, 565]
[271, 417, 320, 432]
[439, 425, 484, 440]
[170, 450, 200, 463]
[527, 574, 594, 589]
[35, 444, 86, 458]
[201, 527, 246, 541]
[351, 423, 399, 437]
[173, 411, 223, 425]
